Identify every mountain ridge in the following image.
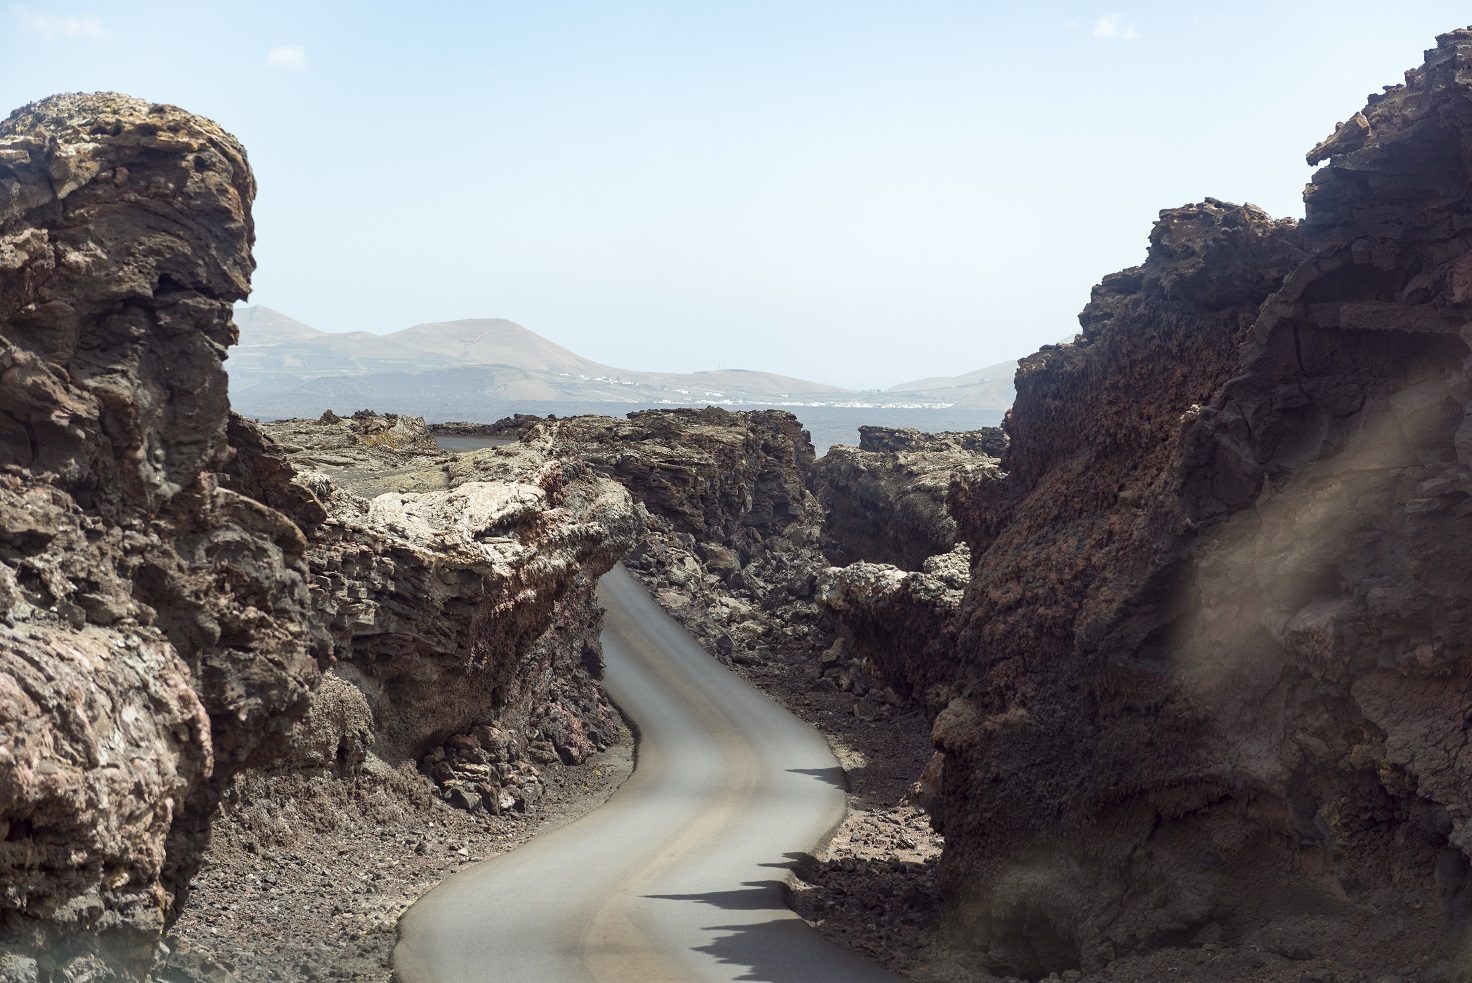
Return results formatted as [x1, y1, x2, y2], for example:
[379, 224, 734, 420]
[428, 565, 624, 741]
[227, 305, 1018, 417]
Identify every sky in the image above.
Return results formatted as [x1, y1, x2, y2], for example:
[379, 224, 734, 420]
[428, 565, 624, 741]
[2, 2, 1469, 389]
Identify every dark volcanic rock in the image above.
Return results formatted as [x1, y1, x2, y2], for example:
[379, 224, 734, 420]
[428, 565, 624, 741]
[0, 94, 328, 975]
[817, 546, 970, 718]
[432, 415, 548, 440]
[542, 407, 819, 560]
[507, 407, 834, 662]
[0, 93, 645, 982]
[408, 408, 838, 679]
[815, 427, 1004, 569]
[855, 425, 1007, 457]
[931, 31, 1472, 979]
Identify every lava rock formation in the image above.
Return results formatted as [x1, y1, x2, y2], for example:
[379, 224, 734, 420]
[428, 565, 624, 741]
[0, 94, 328, 975]
[814, 425, 1004, 569]
[0, 96, 643, 981]
[922, 30, 1472, 979]
[253, 411, 642, 809]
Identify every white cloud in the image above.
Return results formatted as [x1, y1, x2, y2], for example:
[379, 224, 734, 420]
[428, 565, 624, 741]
[9, 4, 105, 39]
[267, 44, 307, 70]
[1092, 13, 1138, 41]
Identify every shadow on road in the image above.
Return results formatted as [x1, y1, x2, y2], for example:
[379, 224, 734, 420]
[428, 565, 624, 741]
[644, 880, 899, 982]
[645, 880, 789, 912]
[785, 766, 848, 791]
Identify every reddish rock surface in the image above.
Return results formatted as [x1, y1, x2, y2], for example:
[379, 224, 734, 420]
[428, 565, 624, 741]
[928, 30, 1472, 979]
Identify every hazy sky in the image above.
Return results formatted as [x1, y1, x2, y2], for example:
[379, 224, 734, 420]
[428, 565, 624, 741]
[2, 2, 1468, 388]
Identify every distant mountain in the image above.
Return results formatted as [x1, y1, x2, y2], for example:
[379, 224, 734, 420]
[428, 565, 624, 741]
[884, 359, 1019, 411]
[226, 305, 1021, 420]
[230, 306, 462, 378]
[233, 305, 321, 341]
[389, 319, 606, 377]
[227, 307, 865, 418]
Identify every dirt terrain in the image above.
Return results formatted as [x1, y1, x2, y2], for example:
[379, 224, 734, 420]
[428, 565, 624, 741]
[162, 737, 632, 981]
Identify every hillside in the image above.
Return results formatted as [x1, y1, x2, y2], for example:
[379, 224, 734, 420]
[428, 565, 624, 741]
[227, 307, 1015, 419]
[883, 359, 1019, 410]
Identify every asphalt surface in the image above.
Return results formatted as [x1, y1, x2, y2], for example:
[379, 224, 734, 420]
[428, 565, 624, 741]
[393, 564, 901, 982]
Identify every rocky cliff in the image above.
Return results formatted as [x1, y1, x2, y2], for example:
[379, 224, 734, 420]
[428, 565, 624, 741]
[0, 95, 643, 981]
[814, 426, 1004, 569]
[927, 30, 1472, 979]
[542, 408, 818, 560]
[0, 94, 329, 976]
[814, 426, 1003, 726]
[508, 407, 833, 662]
[253, 411, 641, 809]
[817, 546, 969, 720]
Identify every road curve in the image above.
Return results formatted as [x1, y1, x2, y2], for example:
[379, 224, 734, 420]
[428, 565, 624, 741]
[393, 564, 901, 983]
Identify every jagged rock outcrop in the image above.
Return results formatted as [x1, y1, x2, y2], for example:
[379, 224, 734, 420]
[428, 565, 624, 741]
[853, 426, 1007, 457]
[931, 30, 1472, 979]
[0, 94, 328, 976]
[255, 412, 642, 812]
[0, 93, 646, 981]
[540, 407, 819, 560]
[812, 427, 1002, 738]
[814, 426, 1004, 569]
[817, 545, 969, 718]
[431, 416, 546, 440]
[502, 407, 834, 662]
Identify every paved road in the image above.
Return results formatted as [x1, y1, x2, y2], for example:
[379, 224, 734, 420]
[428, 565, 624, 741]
[394, 564, 901, 982]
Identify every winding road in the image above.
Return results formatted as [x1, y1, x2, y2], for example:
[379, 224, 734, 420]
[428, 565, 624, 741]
[393, 564, 901, 982]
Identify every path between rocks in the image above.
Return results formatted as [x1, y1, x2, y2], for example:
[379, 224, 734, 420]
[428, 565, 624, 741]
[392, 565, 901, 982]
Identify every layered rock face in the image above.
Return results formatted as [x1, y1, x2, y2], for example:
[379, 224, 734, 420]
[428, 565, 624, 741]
[520, 408, 833, 661]
[818, 545, 969, 718]
[255, 412, 641, 811]
[0, 95, 328, 974]
[0, 94, 644, 980]
[541, 407, 818, 560]
[815, 427, 1002, 725]
[932, 31, 1472, 978]
[814, 425, 1004, 569]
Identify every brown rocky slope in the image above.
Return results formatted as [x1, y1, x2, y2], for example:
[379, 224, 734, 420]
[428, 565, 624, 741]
[903, 29, 1472, 981]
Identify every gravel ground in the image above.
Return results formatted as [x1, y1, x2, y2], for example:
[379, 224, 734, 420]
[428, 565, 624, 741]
[161, 730, 633, 981]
